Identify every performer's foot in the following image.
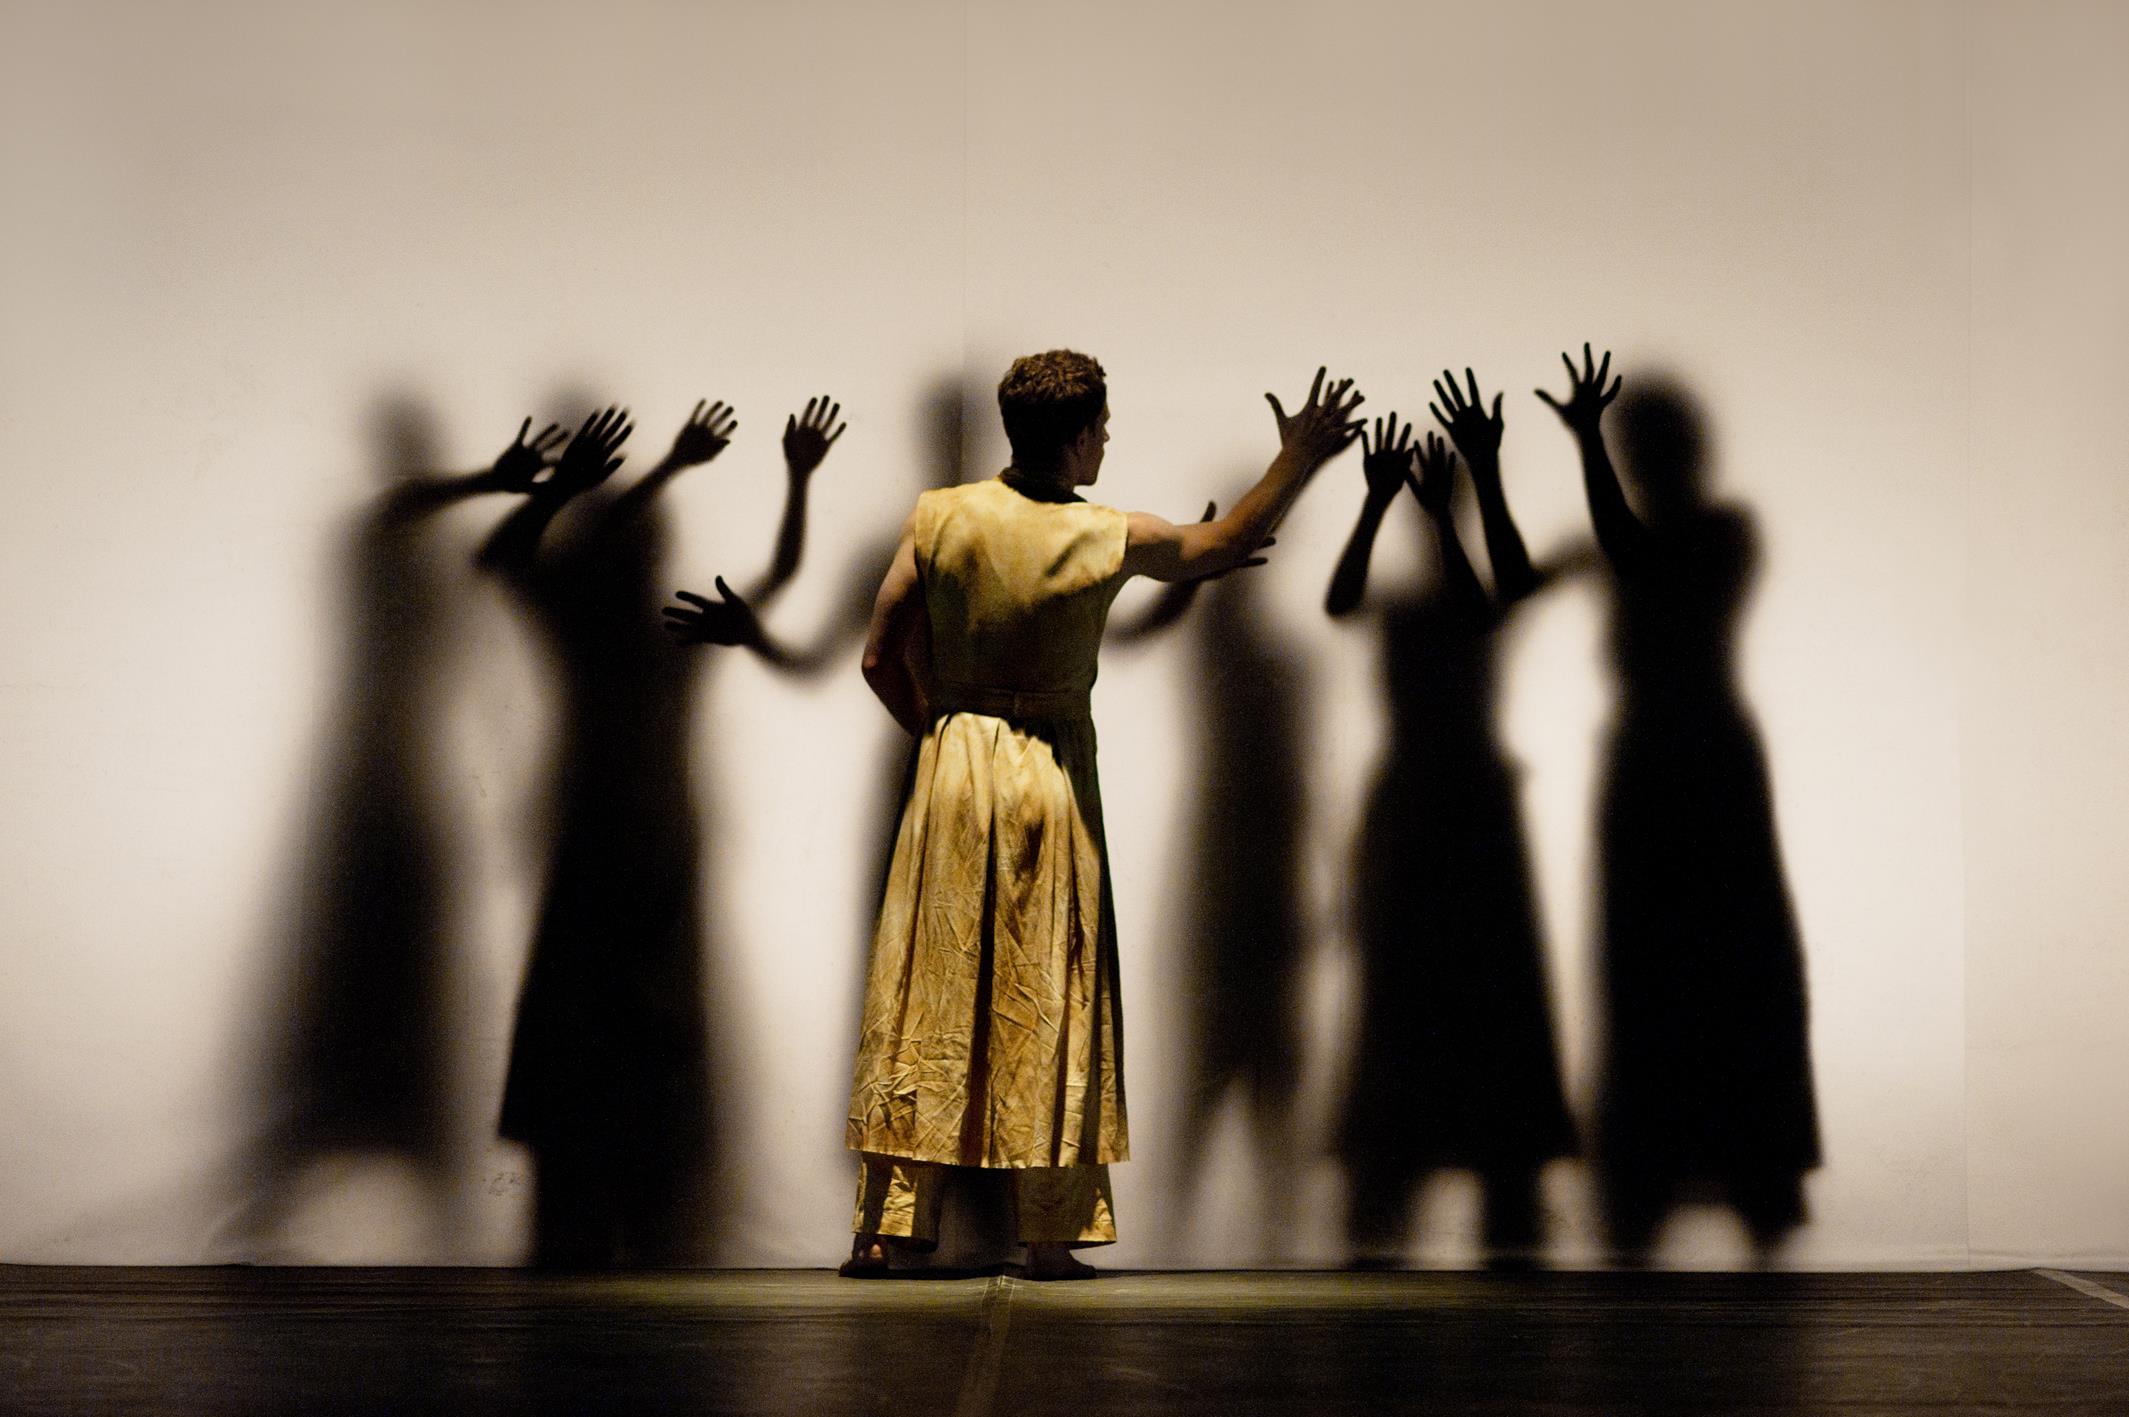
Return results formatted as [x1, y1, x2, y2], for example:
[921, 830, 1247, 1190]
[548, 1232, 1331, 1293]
[1024, 1244, 1096, 1281]
[838, 1237, 891, 1278]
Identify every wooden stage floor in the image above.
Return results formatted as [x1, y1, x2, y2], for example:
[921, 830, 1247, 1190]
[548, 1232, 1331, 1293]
[2, 1267, 2125, 1415]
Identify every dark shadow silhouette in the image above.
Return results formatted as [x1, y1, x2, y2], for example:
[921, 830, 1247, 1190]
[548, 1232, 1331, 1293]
[1330, 404, 1575, 1267]
[483, 393, 834, 1267]
[229, 396, 527, 1252]
[1110, 498, 1308, 1262]
[1542, 349, 1820, 1260]
[483, 393, 832, 1267]
[482, 402, 711, 1267]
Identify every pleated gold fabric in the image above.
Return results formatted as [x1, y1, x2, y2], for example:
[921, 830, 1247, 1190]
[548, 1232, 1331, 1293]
[846, 476, 1131, 1169]
[852, 1154, 1117, 1246]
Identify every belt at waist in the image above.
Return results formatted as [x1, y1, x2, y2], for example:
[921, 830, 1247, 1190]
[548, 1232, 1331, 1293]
[931, 680, 1092, 721]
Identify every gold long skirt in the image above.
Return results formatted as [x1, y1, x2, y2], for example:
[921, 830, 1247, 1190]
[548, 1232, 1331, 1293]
[846, 709, 1128, 1169]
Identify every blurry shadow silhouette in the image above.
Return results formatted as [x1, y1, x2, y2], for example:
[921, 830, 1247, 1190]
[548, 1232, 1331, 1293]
[1112, 521, 1307, 1261]
[483, 391, 837, 1267]
[234, 395, 496, 1251]
[480, 402, 724, 1268]
[1329, 424, 1574, 1267]
[1573, 374, 1820, 1260]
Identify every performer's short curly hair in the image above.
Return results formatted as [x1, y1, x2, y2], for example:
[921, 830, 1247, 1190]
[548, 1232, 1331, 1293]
[997, 350, 1106, 474]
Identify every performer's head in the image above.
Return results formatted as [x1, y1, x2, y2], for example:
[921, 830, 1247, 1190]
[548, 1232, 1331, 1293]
[998, 349, 1109, 488]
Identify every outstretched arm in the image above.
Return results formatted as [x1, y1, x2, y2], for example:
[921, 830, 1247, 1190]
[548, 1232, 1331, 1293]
[1326, 413, 1416, 618]
[1537, 343, 1648, 572]
[662, 397, 854, 672]
[1431, 367, 1537, 602]
[1410, 430, 1488, 610]
[380, 417, 568, 525]
[1110, 501, 1271, 641]
[1112, 503, 1214, 641]
[740, 395, 845, 606]
[1122, 366, 1364, 583]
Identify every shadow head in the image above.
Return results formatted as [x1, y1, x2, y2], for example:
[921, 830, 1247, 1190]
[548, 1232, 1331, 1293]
[1613, 374, 1713, 526]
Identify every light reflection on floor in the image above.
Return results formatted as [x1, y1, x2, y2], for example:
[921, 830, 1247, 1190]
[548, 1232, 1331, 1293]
[1, 1268, 2124, 1416]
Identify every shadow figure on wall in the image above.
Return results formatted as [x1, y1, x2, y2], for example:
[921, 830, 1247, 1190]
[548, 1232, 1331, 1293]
[1539, 346, 1819, 1261]
[485, 395, 841, 1267]
[1329, 386, 1576, 1268]
[1110, 498, 1307, 1262]
[234, 398, 553, 1252]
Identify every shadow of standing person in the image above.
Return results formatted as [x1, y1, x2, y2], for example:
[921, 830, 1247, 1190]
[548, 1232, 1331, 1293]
[479, 402, 724, 1267]
[1110, 500, 1306, 1262]
[1329, 401, 1575, 1269]
[490, 394, 843, 1267]
[1538, 347, 1820, 1261]
[232, 400, 561, 1254]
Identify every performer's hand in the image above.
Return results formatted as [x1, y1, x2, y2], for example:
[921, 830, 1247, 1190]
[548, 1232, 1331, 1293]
[1534, 342, 1621, 438]
[782, 395, 846, 478]
[551, 405, 633, 494]
[1409, 431, 1458, 515]
[667, 399, 738, 470]
[1430, 367, 1504, 471]
[1265, 365, 1365, 469]
[489, 416, 568, 492]
[1359, 413, 1416, 499]
[663, 576, 762, 646]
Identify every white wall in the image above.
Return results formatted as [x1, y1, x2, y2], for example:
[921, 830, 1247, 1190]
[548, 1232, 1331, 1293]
[1963, 0, 2129, 1268]
[0, 0, 2118, 1269]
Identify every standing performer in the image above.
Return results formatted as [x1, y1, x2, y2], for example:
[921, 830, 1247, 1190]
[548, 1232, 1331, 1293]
[842, 352, 1361, 1277]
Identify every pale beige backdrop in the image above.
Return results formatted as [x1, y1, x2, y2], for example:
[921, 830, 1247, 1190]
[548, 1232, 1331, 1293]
[0, 0, 2120, 1268]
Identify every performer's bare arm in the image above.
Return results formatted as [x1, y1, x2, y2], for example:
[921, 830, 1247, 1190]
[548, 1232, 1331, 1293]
[1121, 366, 1364, 584]
[860, 512, 929, 735]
